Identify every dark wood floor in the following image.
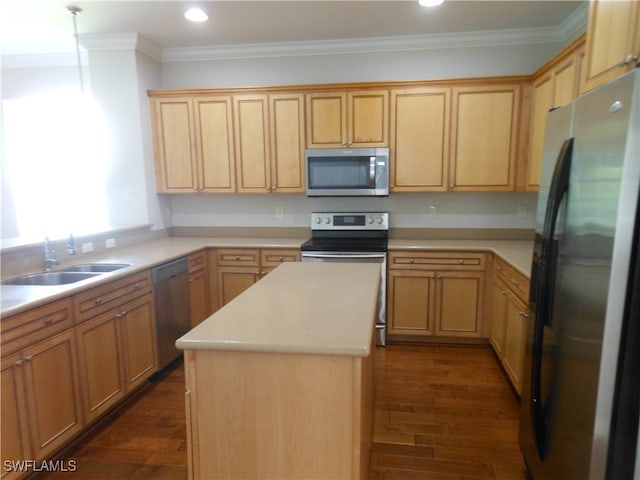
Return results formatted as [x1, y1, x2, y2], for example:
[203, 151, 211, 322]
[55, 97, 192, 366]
[39, 345, 524, 479]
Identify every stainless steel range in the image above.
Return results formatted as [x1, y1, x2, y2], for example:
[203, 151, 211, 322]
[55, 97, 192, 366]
[301, 212, 388, 346]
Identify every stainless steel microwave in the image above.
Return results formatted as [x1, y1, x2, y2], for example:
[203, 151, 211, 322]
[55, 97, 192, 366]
[305, 148, 389, 197]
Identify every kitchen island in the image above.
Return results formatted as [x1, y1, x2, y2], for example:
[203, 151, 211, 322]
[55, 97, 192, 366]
[176, 262, 380, 480]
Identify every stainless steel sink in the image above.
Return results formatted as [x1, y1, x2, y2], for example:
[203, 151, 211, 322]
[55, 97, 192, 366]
[60, 263, 131, 273]
[2, 271, 102, 286]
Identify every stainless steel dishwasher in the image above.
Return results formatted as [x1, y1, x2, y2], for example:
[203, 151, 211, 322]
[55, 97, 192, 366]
[151, 257, 191, 369]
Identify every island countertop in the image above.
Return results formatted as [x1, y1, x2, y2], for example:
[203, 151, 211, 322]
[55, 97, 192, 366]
[176, 262, 380, 357]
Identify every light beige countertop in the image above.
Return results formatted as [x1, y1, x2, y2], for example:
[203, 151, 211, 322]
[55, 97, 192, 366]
[176, 262, 380, 357]
[388, 239, 533, 276]
[1, 235, 533, 318]
[1, 236, 307, 317]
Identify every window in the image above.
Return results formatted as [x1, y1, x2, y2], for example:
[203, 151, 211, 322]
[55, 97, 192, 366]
[3, 90, 109, 241]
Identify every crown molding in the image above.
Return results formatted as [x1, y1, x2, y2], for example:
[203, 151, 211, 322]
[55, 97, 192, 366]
[2, 5, 588, 69]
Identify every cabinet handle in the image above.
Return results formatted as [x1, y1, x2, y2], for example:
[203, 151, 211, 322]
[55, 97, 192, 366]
[116, 313, 123, 318]
[15, 360, 23, 366]
[235, 256, 241, 261]
[409, 258, 415, 264]
[500, 290, 507, 295]
[278, 257, 284, 262]
[134, 282, 140, 289]
[25, 355, 33, 362]
[458, 259, 464, 264]
[618, 54, 639, 66]
[496, 266, 503, 272]
[43, 317, 54, 324]
[95, 297, 102, 304]
[449, 184, 454, 189]
[189, 278, 195, 283]
[511, 279, 521, 286]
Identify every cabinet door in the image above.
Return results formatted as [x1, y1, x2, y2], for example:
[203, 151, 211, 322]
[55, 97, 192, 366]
[217, 267, 260, 307]
[151, 97, 198, 193]
[119, 294, 157, 392]
[305, 92, 347, 148]
[490, 277, 509, 357]
[22, 330, 83, 461]
[553, 53, 581, 108]
[434, 271, 484, 337]
[1, 353, 31, 478]
[269, 93, 305, 192]
[234, 94, 271, 193]
[348, 90, 389, 147]
[195, 96, 236, 193]
[503, 292, 528, 394]
[450, 84, 520, 191]
[189, 268, 208, 328]
[390, 87, 450, 191]
[387, 270, 435, 336]
[526, 74, 554, 191]
[583, 0, 640, 93]
[75, 312, 125, 423]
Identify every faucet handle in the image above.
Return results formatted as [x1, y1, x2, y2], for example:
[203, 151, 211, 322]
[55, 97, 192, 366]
[67, 234, 76, 255]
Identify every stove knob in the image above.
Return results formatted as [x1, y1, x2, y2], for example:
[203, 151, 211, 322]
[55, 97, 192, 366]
[377, 217, 383, 225]
[315, 217, 321, 224]
[368, 217, 374, 224]
[324, 217, 331, 224]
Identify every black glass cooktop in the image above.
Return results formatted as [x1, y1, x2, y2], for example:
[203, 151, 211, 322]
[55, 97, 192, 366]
[301, 234, 388, 253]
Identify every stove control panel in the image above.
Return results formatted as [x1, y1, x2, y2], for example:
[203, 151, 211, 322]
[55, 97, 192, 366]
[310, 212, 388, 230]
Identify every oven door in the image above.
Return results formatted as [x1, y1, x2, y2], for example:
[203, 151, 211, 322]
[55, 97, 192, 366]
[301, 251, 386, 346]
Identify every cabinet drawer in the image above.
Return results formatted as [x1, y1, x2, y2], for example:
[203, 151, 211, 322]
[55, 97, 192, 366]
[508, 268, 530, 304]
[189, 251, 206, 273]
[74, 271, 151, 324]
[216, 249, 260, 267]
[1, 298, 73, 354]
[494, 256, 530, 304]
[389, 251, 486, 271]
[260, 249, 300, 267]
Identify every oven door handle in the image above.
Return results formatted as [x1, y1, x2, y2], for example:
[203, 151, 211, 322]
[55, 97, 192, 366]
[302, 252, 386, 260]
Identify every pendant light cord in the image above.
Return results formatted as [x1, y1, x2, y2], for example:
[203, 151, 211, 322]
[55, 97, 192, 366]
[67, 6, 84, 92]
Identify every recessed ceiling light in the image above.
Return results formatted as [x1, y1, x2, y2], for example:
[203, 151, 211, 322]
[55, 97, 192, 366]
[184, 8, 208, 22]
[418, 0, 445, 6]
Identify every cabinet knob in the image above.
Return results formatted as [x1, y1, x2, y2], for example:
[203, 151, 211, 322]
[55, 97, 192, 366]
[511, 279, 521, 286]
[189, 278, 195, 283]
[235, 256, 241, 261]
[95, 297, 102, 304]
[500, 290, 507, 295]
[409, 258, 415, 264]
[458, 259, 464, 264]
[278, 257, 284, 262]
[619, 54, 639, 66]
[43, 317, 54, 324]
[134, 282, 140, 289]
[15, 360, 23, 366]
[449, 185, 454, 189]
[25, 355, 33, 362]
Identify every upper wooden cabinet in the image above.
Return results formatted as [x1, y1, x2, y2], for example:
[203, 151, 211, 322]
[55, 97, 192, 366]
[526, 39, 584, 191]
[151, 96, 236, 193]
[269, 93, 306, 193]
[151, 92, 305, 194]
[305, 90, 389, 148]
[583, 0, 640, 93]
[390, 87, 450, 192]
[450, 83, 521, 191]
[233, 94, 271, 193]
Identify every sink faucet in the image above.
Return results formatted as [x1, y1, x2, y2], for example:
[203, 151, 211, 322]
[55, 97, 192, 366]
[67, 234, 76, 255]
[44, 237, 60, 271]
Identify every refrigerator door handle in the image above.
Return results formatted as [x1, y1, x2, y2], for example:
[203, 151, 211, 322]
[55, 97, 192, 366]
[531, 137, 574, 459]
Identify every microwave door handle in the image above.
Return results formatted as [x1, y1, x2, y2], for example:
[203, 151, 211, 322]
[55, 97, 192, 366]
[369, 157, 376, 187]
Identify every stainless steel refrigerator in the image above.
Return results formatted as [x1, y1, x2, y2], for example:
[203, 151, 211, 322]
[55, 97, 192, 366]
[520, 69, 640, 479]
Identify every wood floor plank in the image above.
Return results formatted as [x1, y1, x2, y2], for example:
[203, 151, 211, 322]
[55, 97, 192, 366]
[37, 344, 523, 479]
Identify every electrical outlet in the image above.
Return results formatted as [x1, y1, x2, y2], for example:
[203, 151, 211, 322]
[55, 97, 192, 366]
[81, 242, 94, 253]
[428, 205, 438, 217]
[275, 206, 284, 218]
[105, 238, 116, 248]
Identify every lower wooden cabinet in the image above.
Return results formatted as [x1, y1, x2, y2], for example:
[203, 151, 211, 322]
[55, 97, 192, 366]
[387, 251, 486, 340]
[212, 248, 301, 309]
[2, 330, 84, 466]
[76, 294, 157, 423]
[188, 251, 209, 328]
[490, 257, 530, 395]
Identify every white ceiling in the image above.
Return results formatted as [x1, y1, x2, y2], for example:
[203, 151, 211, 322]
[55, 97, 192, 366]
[0, 0, 586, 60]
